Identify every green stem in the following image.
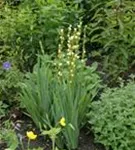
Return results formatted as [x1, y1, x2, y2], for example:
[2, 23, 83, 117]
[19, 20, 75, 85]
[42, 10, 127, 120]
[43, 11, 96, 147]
[20, 139, 24, 150]
[52, 138, 55, 150]
[27, 139, 30, 150]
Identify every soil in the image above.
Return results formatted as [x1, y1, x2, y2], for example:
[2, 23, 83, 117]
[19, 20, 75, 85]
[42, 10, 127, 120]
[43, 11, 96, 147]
[78, 129, 105, 150]
[0, 109, 105, 150]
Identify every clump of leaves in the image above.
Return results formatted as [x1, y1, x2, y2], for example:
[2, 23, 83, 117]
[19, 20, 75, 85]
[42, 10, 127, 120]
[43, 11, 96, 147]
[88, 76, 135, 150]
[0, 120, 19, 150]
[0, 60, 24, 103]
[86, 0, 135, 82]
[21, 23, 101, 149]
[0, 101, 8, 118]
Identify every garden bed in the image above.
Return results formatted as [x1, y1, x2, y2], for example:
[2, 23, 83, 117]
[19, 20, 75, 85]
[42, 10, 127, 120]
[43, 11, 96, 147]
[0, 110, 105, 150]
[1, 0, 135, 149]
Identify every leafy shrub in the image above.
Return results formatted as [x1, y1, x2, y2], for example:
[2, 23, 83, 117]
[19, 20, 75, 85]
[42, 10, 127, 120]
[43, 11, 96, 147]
[83, 0, 135, 81]
[0, 0, 81, 70]
[0, 120, 19, 150]
[4, 0, 22, 6]
[0, 60, 24, 103]
[0, 101, 8, 119]
[20, 24, 101, 149]
[88, 78, 135, 150]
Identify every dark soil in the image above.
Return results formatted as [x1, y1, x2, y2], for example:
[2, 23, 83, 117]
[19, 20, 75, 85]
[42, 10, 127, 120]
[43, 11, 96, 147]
[78, 129, 105, 150]
[0, 109, 105, 150]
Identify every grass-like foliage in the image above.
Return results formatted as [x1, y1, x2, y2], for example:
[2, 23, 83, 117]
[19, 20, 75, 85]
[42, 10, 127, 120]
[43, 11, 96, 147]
[20, 24, 101, 149]
[88, 77, 135, 150]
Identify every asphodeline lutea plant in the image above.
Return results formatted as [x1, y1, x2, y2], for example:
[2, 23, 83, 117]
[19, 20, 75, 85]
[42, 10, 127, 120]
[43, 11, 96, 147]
[51, 23, 100, 149]
[54, 22, 85, 83]
[66, 23, 81, 82]
[21, 22, 101, 150]
[57, 28, 65, 79]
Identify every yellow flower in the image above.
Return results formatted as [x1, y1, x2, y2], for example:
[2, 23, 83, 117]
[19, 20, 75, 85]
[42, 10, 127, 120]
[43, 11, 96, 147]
[26, 131, 37, 140]
[59, 117, 66, 127]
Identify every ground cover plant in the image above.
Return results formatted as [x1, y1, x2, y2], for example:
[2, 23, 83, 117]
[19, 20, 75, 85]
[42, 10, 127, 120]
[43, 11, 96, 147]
[88, 76, 135, 150]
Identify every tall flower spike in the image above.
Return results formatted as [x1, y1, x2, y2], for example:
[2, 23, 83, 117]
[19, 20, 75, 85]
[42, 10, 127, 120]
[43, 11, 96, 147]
[82, 25, 87, 59]
[58, 28, 64, 59]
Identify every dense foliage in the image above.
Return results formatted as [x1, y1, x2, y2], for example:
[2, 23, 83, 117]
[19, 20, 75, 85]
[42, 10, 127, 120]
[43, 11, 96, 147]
[84, 0, 135, 80]
[0, 0, 81, 70]
[88, 78, 135, 150]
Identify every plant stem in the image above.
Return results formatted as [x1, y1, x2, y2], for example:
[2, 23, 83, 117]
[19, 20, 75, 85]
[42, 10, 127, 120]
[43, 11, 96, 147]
[52, 138, 55, 150]
[20, 139, 24, 150]
[27, 139, 30, 150]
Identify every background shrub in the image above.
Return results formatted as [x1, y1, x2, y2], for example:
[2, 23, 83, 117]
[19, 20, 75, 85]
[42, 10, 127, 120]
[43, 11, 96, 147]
[81, 0, 135, 82]
[0, 0, 81, 70]
[88, 78, 135, 150]
[0, 60, 24, 103]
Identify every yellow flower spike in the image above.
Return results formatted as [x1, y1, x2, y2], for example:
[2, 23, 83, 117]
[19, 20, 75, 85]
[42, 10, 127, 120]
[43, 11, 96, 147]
[26, 131, 37, 140]
[59, 117, 66, 127]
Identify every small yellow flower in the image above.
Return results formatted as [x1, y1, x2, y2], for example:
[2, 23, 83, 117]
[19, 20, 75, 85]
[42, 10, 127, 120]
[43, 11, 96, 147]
[59, 117, 66, 127]
[26, 131, 37, 140]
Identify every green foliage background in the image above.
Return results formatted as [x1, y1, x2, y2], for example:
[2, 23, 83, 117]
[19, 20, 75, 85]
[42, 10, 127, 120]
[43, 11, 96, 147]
[83, 0, 135, 80]
[0, 0, 81, 70]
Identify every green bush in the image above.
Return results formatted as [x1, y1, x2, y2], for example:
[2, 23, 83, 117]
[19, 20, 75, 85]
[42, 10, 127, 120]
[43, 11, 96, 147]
[88, 78, 135, 150]
[0, 0, 81, 70]
[84, 0, 135, 81]
[0, 60, 24, 103]
[0, 101, 8, 118]
[20, 24, 101, 149]
[0, 120, 19, 150]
